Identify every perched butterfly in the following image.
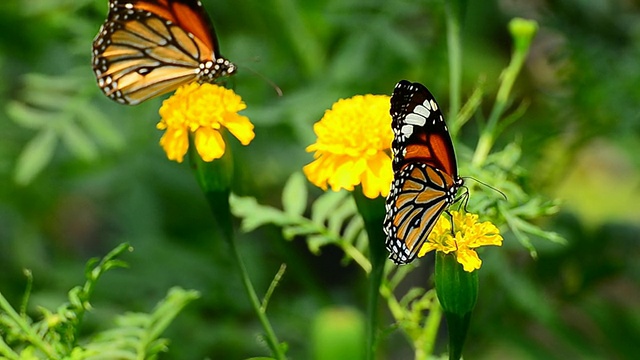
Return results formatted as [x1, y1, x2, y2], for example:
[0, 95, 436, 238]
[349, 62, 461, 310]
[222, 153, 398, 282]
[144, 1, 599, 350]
[384, 80, 464, 264]
[92, 0, 236, 105]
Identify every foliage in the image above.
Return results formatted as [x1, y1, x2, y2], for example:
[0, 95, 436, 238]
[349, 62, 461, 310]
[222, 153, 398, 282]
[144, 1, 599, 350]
[0, 243, 199, 359]
[232, 173, 370, 272]
[0, 0, 638, 359]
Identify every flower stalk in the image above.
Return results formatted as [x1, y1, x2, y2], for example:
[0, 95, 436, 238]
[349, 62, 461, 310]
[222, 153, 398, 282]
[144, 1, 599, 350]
[353, 188, 387, 360]
[472, 18, 538, 167]
[189, 135, 286, 359]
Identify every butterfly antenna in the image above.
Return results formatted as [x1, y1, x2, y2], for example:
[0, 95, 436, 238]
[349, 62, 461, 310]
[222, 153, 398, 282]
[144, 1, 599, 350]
[463, 176, 508, 201]
[239, 61, 283, 97]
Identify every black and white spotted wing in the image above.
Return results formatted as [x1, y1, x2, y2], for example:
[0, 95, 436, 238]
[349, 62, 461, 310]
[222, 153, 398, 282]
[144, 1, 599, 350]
[384, 80, 464, 264]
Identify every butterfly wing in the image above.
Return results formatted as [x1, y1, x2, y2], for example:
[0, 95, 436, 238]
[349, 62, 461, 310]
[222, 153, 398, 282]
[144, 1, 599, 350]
[128, 0, 220, 54]
[390, 80, 458, 176]
[384, 80, 462, 264]
[92, 0, 234, 105]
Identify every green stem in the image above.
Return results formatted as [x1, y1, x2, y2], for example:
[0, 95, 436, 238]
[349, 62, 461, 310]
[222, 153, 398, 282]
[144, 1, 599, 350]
[365, 259, 385, 360]
[445, 0, 465, 134]
[0, 336, 19, 360]
[421, 294, 443, 358]
[189, 141, 285, 359]
[227, 229, 287, 360]
[353, 190, 386, 360]
[0, 292, 57, 358]
[471, 18, 538, 167]
[338, 240, 372, 274]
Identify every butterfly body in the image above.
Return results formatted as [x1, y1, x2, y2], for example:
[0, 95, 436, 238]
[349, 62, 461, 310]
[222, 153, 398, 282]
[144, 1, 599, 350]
[92, 0, 235, 105]
[384, 80, 463, 264]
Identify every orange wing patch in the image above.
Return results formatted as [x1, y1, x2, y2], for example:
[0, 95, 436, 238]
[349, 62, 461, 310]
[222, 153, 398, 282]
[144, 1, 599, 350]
[428, 133, 456, 176]
[131, 1, 214, 54]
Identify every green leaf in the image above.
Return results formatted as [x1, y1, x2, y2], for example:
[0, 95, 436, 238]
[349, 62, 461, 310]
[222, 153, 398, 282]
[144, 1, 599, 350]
[230, 195, 292, 232]
[311, 190, 350, 224]
[307, 234, 333, 255]
[76, 104, 125, 151]
[326, 197, 357, 235]
[282, 223, 319, 240]
[14, 128, 57, 185]
[61, 121, 98, 161]
[282, 172, 307, 216]
[6, 101, 55, 129]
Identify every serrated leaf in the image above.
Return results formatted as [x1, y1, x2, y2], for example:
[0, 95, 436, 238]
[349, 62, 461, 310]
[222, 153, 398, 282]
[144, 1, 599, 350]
[14, 128, 57, 185]
[282, 172, 307, 216]
[61, 121, 98, 161]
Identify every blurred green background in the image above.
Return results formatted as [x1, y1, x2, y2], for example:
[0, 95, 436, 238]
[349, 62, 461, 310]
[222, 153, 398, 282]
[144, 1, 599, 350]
[1, 0, 639, 358]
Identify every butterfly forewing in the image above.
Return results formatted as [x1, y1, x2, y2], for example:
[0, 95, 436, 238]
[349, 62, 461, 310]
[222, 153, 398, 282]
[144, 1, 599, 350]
[92, 0, 234, 105]
[390, 80, 458, 177]
[131, 0, 219, 55]
[384, 80, 463, 264]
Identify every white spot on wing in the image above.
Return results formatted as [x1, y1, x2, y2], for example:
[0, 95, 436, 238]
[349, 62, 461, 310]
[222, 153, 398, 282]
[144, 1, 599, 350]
[401, 124, 414, 138]
[414, 104, 431, 118]
[405, 113, 426, 126]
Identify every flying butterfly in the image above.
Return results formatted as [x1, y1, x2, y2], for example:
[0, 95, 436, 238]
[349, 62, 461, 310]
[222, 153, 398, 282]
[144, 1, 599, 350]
[92, 0, 236, 105]
[384, 80, 464, 264]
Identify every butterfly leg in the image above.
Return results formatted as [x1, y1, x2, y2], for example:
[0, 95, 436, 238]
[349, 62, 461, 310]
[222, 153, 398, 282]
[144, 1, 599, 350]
[455, 186, 470, 213]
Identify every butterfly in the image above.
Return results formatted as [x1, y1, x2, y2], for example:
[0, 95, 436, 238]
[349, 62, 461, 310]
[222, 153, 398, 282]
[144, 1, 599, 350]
[92, 0, 236, 105]
[384, 80, 464, 264]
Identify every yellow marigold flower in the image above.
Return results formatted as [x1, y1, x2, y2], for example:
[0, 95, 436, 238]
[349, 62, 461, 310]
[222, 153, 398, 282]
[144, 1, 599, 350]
[419, 211, 503, 272]
[303, 95, 393, 199]
[156, 83, 254, 163]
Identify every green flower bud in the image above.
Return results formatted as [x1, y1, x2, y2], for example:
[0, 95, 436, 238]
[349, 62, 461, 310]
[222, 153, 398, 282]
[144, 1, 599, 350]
[509, 18, 539, 53]
[435, 251, 479, 360]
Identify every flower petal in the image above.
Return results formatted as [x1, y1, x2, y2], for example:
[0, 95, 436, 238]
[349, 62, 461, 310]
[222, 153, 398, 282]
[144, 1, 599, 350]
[159, 127, 189, 163]
[419, 211, 502, 271]
[456, 248, 482, 272]
[195, 127, 225, 162]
